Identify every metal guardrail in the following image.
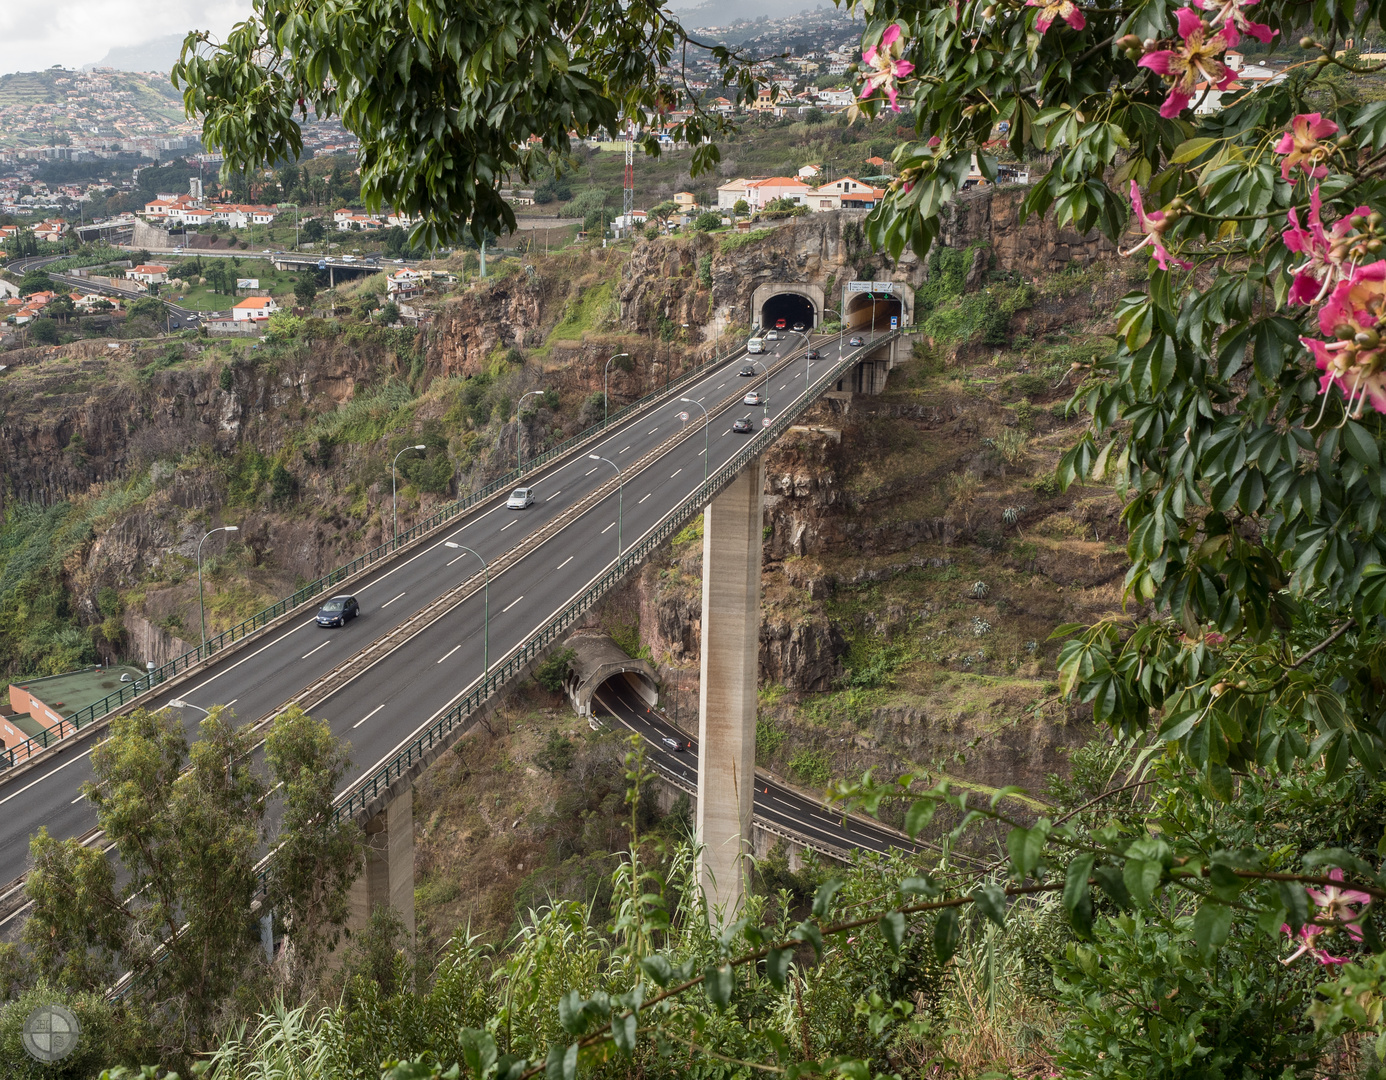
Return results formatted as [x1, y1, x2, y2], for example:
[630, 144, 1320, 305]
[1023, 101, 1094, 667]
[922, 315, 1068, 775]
[1, 347, 741, 768]
[323, 333, 899, 831]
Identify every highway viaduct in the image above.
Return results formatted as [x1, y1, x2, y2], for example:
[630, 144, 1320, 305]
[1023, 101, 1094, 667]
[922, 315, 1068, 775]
[0, 284, 913, 934]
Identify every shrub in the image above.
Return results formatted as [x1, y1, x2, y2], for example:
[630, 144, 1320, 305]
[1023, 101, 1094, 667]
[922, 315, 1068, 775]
[534, 729, 577, 774]
[534, 647, 576, 692]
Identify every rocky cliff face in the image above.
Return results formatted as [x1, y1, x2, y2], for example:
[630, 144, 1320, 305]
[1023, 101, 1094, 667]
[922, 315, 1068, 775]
[940, 185, 1119, 275]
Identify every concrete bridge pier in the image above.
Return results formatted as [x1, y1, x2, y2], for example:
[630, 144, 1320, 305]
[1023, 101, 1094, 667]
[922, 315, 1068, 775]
[348, 786, 415, 938]
[695, 454, 766, 919]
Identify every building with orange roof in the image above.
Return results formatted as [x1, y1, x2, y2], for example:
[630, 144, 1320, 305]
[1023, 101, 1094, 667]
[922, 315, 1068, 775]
[232, 296, 278, 322]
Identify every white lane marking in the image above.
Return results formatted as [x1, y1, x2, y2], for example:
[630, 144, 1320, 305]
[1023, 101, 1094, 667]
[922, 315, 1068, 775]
[585, 467, 598, 476]
[699, 449, 706, 456]
[557, 556, 574, 570]
[717, 382, 725, 388]
[381, 591, 407, 608]
[601, 522, 616, 534]
[619, 445, 631, 453]
[501, 519, 518, 531]
[501, 595, 524, 613]
[639, 493, 652, 504]
[223, 698, 238, 707]
[670, 468, 681, 479]
[446, 551, 469, 566]
[647, 427, 658, 435]
[546, 490, 562, 501]
[437, 645, 462, 664]
[301, 639, 332, 660]
[70, 793, 85, 804]
[779, 384, 787, 391]
[353, 704, 386, 729]
[0, 746, 96, 808]
[721, 429, 731, 436]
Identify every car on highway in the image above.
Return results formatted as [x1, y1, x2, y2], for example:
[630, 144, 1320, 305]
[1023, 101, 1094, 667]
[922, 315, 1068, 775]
[848, 335, 866, 346]
[744, 390, 763, 405]
[806, 348, 821, 360]
[793, 321, 806, 331]
[507, 486, 536, 509]
[660, 736, 686, 752]
[316, 595, 360, 627]
[775, 318, 787, 329]
[764, 329, 779, 341]
[739, 364, 756, 376]
[746, 338, 764, 354]
[732, 415, 755, 433]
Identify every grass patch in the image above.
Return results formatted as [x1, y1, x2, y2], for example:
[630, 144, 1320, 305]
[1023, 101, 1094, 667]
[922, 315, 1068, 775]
[309, 380, 417, 445]
[719, 228, 776, 254]
[547, 280, 615, 342]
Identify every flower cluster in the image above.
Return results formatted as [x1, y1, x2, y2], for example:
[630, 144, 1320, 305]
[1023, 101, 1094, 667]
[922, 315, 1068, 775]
[858, 24, 914, 112]
[1025, 0, 1085, 33]
[1122, 182, 1191, 272]
[1280, 116, 1386, 416]
[1281, 869, 1372, 965]
[1138, 8, 1235, 119]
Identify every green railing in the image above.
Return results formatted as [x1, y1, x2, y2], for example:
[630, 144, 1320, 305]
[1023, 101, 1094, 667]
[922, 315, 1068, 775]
[1, 347, 744, 770]
[321, 333, 897, 832]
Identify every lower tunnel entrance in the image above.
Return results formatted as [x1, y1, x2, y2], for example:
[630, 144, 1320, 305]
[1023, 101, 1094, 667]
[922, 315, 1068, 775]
[759, 292, 817, 331]
[846, 291, 903, 331]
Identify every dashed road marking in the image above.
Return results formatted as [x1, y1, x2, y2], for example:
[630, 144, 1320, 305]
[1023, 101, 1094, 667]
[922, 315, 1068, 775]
[437, 645, 462, 664]
[353, 704, 386, 729]
[502, 595, 524, 613]
[382, 591, 407, 608]
[301, 640, 332, 660]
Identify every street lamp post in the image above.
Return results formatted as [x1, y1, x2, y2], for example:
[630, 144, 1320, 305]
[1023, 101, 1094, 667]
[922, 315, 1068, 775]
[589, 454, 623, 557]
[516, 390, 544, 471]
[198, 524, 240, 650]
[679, 397, 709, 485]
[392, 444, 427, 544]
[603, 353, 631, 427]
[444, 542, 489, 686]
[169, 699, 209, 715]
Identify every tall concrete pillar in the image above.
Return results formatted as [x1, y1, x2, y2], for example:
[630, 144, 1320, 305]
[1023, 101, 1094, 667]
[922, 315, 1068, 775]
[348, 786, 415, 938]
[696, 455, 765, 918]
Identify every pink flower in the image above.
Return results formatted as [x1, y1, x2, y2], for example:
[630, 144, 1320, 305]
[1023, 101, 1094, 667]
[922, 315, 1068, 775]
[1275, 113, 1339, 182]
[1121, 181, 1192, 272]
[1308, 868, 1373, 932]
[860, 24, 915, 111]
[1195, 0, 1275, 45]
[1302, 265, 1386, 416]
[1280, 869, 1372, 964]
[1282, 186, 1369, 305]
[1138, 9, 1235, 119]
[1026, 0, 1087, 33]
[1280, 921, 1349, 965]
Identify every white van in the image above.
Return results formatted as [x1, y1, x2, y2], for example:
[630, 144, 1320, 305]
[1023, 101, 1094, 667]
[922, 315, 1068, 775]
[747, 337, 765, 354]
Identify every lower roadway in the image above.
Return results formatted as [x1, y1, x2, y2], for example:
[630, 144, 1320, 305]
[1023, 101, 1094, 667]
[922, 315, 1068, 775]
[593, 678, 919, 858]
[0, 327, 893, 894]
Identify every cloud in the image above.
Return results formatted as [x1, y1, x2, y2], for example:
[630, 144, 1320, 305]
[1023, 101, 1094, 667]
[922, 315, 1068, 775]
[0, 0, 255, 75]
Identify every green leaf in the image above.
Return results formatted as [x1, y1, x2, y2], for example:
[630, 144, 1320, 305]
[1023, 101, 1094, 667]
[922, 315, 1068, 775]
[1343, 420, 1381, 467]
[900, 875, 938, 897]
[1279, 880, 1310, 932]
[933, 907, 961, 963]
[974, 883, 1007, 928]
[557, 991, 588, 1036]
[811, 877, 843, 918]
[1193, 901, 1233, 956]
[545, 1043, 578, 1080]
[878, 910, 906, 954]
[639, 955, 672, 986]
[1063, 854, 1095, 936]
[905, 798, 937, 838]
[611, 1013, 637, 1055]
[1007, 825, 1046, 879]
[1170, 137, 1218, 163]
[704, 962, 734, 1009]
[1122, 858, 1163, 907]
[765, 947, 792, 990]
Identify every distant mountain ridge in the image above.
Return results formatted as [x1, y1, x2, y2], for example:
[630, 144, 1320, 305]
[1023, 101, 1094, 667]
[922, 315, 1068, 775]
[84, 35, 187, 76]
[669, 0, 833, 28]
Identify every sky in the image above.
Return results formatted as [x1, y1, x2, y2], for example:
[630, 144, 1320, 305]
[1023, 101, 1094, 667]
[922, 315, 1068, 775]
[0, 0, 253, 77]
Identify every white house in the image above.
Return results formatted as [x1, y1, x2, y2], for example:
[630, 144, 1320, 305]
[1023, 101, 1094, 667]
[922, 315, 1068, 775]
[232, 296, 278, 322]
[127, 264, 170, 285]
[717, 178, 751, 210]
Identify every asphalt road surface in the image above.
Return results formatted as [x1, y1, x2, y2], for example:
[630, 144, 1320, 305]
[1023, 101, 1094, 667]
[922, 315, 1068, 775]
[0, 328, 891, 892]
[592, 678, 920, 858]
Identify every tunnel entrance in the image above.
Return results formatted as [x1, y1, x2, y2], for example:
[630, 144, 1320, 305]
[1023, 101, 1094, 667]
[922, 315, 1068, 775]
[759, 292, 817, 331]
[846, 291, 903, 331]
[597, 671, 658, 709]
[562, 631, 661, 719]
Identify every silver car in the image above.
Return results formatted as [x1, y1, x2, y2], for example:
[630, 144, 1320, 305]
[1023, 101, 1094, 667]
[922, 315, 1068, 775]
[507, 486, 535, 509]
